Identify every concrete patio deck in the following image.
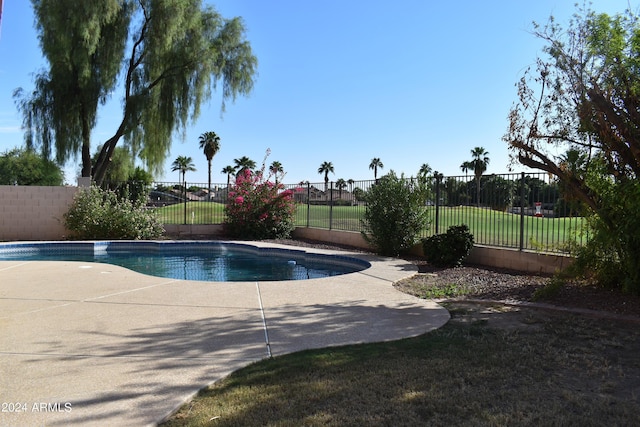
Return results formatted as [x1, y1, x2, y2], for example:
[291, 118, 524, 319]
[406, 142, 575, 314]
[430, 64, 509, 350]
[0, 242, 449, 426]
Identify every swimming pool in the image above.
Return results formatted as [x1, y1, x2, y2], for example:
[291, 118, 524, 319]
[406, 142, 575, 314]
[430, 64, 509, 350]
[0, 241, 370, 282]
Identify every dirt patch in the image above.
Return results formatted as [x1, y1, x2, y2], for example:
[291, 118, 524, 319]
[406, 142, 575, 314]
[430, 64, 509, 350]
[444, 301, 552, 332]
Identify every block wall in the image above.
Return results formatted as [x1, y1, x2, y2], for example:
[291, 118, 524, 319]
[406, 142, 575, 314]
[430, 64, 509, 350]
[295, 228, 572, 275]
[292, 227, 372, 250]
[0, 186, 78, 241]
[465, 245, 574, 275]
[162, 224, 224, 237]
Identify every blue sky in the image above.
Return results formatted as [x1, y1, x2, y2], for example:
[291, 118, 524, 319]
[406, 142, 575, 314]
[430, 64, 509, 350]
[0, 0, 637, 185]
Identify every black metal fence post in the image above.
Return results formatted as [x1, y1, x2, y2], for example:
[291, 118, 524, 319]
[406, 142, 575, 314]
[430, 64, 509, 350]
[519, 172, 525, 251]
[329, 181, 334, 230]
[183, 181, 187, 225]
[306, 182, 311, 228]
[435, 173, 442, 235]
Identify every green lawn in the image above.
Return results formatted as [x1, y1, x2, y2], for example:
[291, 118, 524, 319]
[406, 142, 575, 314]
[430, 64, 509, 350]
[293, 204, 365, 232]
[154, 201, 226, 224]
[154, 203, 585, 252]
[161, 302, 639, 426]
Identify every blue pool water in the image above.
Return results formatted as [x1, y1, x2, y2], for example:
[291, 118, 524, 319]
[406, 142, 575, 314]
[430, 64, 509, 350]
[0, 241, 370, 282]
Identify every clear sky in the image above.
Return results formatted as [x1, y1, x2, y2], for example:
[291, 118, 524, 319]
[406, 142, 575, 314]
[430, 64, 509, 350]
[0, 0, 637, 185]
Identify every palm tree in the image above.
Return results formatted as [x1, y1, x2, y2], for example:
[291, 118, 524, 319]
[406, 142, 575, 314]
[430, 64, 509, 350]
[559, 147, 587, 177]
[234, 156, 256, 177]
[558, 147, 588, 210]
[221, 165, 237, 200]
[369, 158, 384, 180]
[347, 178, 355, 192]
[269, 161, 284, 184]
[171, 155, 196, 200]
[335, 178, 347, 200]
[418, 163, 433, 186]
[460, 147, 490, 207]
[198, 131, 221, 201]
[347, 179, 355, 206]
[418, 163, 432, 178]
[317, 161, 334, 192]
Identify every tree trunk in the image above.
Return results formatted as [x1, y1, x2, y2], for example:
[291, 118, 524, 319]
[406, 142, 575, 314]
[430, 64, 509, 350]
[81, 143, 92, 178]
[207, 160, 212, 202]
[92, 120, 127, 186]
[81, 108, 92, 178]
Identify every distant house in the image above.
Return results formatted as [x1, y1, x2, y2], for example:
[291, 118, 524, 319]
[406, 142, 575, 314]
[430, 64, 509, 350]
[190, 188, 210, 201]
[160, 187, 208, 202]
[308, 186, 324, 202]
[148, 189, 182, 207]
[303, 186, 354, 204]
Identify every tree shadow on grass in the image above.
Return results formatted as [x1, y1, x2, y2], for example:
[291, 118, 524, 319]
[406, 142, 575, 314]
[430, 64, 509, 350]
[162, 302, 640, 426]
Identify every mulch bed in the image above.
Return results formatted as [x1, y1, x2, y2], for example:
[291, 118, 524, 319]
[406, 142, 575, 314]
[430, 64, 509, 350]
[404, 263, 640, 319]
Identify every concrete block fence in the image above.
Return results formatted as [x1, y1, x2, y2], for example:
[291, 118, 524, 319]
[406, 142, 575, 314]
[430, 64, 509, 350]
[0, 185, 78, 241]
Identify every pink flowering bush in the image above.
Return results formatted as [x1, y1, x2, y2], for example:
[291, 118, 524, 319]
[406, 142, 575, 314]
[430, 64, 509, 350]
[224, 167, 297, 239]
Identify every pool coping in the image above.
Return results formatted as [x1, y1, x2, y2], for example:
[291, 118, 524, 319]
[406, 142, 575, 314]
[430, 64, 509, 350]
[0, 240, 450, 426]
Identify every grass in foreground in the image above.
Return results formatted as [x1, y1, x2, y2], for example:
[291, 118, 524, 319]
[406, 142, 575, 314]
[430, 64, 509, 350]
[161, 303, 640, 426]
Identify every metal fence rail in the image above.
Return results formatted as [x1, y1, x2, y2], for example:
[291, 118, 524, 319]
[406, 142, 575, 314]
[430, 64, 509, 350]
[124, 172, 586, 254]
[424, 172, 586, 253]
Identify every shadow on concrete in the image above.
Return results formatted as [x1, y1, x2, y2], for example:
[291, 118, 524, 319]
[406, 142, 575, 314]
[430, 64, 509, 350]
[35, 300, 446, 425]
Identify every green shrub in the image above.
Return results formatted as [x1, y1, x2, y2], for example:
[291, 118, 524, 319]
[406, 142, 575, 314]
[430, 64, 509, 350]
[0, 148, 64, 185]
[103, 167, 154, 205]
[422, 225, 474, 267]
[360, 171, 430, 256]
[64, 186, 164, 240]
[565, 171, 640, 293]
[122, 167, 154, 204]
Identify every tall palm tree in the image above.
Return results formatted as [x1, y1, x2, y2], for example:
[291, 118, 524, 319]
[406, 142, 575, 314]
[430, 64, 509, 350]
[221, 165, 237, 200]
[418, 163, 433, 185]
[234, 156, 256, 177]
[418, 163, 432, 178]
[335, 178, 347, 200]
[369, 157, 384, 180]
[317, 161, 334, 192]
[171, 155, 196, 200]
[198, 131, 221, 201]
[269, 161, 284, 184]
[347, 179, 355, 206]
[460, 147, 490, 207]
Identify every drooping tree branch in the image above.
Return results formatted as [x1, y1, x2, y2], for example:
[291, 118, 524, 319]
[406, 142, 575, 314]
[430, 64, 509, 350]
[18, 1, 256, 186]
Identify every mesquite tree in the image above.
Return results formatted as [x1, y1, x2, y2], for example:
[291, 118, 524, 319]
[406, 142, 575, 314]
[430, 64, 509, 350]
[504, 6, 640, 292]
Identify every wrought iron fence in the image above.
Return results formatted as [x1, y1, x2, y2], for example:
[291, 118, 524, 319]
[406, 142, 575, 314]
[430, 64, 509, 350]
[145, 181, 229, 225]
[424, 172, 586, 253]
[112, 172, 586, 254]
